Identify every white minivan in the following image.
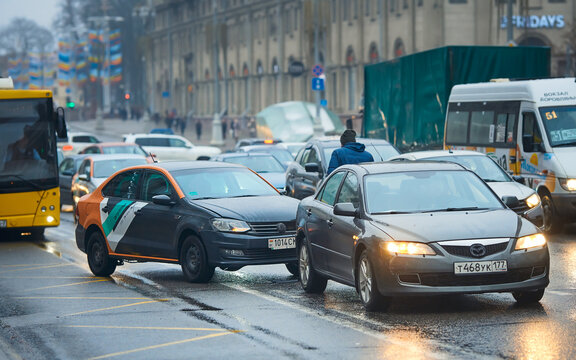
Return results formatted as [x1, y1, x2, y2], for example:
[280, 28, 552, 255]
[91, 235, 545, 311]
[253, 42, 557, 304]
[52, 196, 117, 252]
[445, 78, 576, 233]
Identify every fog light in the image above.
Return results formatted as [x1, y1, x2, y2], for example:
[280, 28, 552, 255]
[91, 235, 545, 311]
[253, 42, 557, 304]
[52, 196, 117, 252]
[222, 249, 245, 256]
[41, 206, 46, 212]
[46, 216, 55, 223]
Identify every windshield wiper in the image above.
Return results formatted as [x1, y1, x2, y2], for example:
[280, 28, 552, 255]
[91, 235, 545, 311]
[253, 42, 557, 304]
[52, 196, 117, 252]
[372, 210, 412, 214]
[483, 179, 503, 182]
[234, 194, 260, 198]
[0, 174, 42, 190]
[192, 196, 219, 200]
[426, 207, 489, 212]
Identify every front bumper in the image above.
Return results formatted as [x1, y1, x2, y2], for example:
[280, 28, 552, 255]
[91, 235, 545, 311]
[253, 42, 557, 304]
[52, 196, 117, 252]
[371, 245, 550, 297]
[200, 230, 297, 269]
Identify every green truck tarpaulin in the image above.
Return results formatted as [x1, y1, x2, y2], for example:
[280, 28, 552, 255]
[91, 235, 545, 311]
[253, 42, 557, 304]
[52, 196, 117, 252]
[363, 46, 550, 152]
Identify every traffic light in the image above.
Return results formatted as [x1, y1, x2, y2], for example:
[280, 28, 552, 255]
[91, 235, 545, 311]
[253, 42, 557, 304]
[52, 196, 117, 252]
[66, 96, 75, 109]
[124, 92, 131, 100]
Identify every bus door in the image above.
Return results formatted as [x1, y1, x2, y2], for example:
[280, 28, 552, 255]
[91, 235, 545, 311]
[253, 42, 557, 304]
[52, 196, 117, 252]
[518, 110, 547, 189]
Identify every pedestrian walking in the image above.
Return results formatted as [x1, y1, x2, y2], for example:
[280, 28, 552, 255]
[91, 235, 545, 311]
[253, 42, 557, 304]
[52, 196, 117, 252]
[195, 119, 202, 140]
[179, 116, 187, 135]
[327, 129, 374, 175]
[221, 117, 228, 140]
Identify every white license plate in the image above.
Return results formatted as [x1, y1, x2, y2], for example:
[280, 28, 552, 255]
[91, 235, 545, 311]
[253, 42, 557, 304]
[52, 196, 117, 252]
[0, 220, 6, 228]
[454, 260, 507, 274]
[268, 236, 296, 250]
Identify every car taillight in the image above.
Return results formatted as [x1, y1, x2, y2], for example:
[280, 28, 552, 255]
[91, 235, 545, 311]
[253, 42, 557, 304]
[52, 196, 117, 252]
[63, 145, 73, 151]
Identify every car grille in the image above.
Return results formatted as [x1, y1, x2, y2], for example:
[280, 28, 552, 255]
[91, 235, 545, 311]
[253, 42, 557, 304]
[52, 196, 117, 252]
[440, 242, 509, 258]
[418, 268, 534, 287]
[248, 221, 296, 236]
[242, 248, 295, 259]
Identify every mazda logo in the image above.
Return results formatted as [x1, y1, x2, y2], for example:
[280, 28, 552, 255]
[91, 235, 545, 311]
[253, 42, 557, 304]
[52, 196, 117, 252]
[469, 243, 487, 258]
[277, 223, 286, 234]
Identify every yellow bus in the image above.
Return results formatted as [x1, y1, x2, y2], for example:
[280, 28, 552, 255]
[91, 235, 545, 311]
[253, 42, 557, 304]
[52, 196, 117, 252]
[0, 77, 67, 240]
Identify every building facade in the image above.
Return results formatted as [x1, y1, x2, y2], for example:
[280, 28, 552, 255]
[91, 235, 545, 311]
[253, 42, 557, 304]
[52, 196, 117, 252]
[143, 0, 576, 123]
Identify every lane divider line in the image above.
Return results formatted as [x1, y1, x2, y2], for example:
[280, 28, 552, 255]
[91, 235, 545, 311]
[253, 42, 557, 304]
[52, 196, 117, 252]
[15, 297, 170, 301]
[0, 263, 73, 273]
[66, 325, 231, 331]
[63, 300, 167, 317]
[23, 279, 110, 292]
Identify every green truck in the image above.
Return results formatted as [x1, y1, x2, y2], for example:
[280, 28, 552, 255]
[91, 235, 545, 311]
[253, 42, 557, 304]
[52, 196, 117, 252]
[362, 46, 550, 152]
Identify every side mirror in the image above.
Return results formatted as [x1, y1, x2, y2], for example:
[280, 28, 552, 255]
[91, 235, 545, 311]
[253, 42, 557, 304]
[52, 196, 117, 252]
[304, 162, 320, 173]
[333, 202, 357, 217]
[196, 155, 211, 161]
[278, 189, 288, 195]
[512, 175, 525, 184]
[152, 194, 175, 206]
[78, 173, 90, 181]
[55, 107, 67, 138]
[502, 196, 519, 208]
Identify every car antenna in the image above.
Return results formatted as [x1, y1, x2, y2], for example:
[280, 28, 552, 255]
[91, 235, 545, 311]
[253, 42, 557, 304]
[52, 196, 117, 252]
[366, 143, 384, 161]
[150, 152, 158, 163]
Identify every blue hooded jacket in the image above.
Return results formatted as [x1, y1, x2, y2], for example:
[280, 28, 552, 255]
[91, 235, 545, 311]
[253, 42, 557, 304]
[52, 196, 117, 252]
[327, 142, 374, 174]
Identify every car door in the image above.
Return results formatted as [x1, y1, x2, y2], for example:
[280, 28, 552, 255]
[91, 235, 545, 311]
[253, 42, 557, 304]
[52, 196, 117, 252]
[294, 146, 322, 199]
[168, 137, 194, 160]
[72, 158, 92, 203]
[325, 171, 361, 282]
[58, 158, 75, 205]
[519, 110, 547, 188]
[127, 170, 181, 259]
[305, 171, 346, 274]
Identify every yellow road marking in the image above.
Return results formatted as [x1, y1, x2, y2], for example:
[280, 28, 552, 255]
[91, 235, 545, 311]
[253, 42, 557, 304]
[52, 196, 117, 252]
[88, 331, 242, 360]
[0, 276, 101, 279]
[15, 296, 170, 301]
[0, 263, 73, 273]
[0, 263, 62, 268]
[24, 278, 110, 291]
[64, 300, 166, 316]
[66, 325, 230, 331]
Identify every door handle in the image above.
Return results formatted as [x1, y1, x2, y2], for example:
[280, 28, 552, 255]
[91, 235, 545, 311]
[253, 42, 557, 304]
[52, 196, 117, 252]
[102, 205, 110, 213]
[326, 219, 333, 227]
[306, 209, 312, 216]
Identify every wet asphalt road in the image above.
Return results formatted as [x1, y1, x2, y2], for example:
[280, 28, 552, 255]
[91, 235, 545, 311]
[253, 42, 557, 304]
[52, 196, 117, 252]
[1, 212, 575, 359]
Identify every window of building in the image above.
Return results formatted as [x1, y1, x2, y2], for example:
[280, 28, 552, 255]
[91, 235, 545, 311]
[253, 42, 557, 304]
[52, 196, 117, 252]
[449, 0, 468, 3]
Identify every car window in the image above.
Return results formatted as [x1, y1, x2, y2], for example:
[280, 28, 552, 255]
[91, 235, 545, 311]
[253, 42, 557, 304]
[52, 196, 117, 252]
[101, 170, 142, 199]
[305, 148, 320, 165]
[364, 144, 400, 161]
[93, 158, 148, 178]
[135, 138, 169, 147]
[73, 135, 99, 143]
[142, 171, 173, 201]
[103, 145, 147, 155]
[169, 138, 187, 147]
[299, 149, 311, 166]
[82, 146, 100, 154]
[59, 158, 74, 174]
[318, 171, 346, 206]
[337, 172, 360, 207]
[78, 159, 91, 176]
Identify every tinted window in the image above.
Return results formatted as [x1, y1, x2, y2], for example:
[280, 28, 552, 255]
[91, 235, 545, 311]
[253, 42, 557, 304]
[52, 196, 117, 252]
[101, 170, 141, 199]
[73, 135, 99, 143]
[168, 138, 187, 147]
[82, 146, 100, 154]
[59, 158, 74, 175]
[318, 171, 345, 206]
[522, 112, 543, 152]
[78, 159, 91, 176]
[93, 158, 147, 178]
[446, 111, 469, 144]
[142, 172, 173, 201]
[337, 172, 360, 207]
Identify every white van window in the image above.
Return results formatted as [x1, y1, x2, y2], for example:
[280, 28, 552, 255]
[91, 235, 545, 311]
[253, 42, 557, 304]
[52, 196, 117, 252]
[470, 111, 494, 144]
[539, 106, 576, 147]
[445, 111, 469, 144]
[522, 112, 544, 152]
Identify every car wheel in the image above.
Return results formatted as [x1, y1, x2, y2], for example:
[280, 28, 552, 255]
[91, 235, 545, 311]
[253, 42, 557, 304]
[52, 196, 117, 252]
[357, 249, 389, 311]
[87, 232, 116, 277]
[285, 262, 299, 276]
[541, 194, 562, 234]
[180, 236, 215, 283]
[298, 238, 327, 293]
[512, 288, 545, 304]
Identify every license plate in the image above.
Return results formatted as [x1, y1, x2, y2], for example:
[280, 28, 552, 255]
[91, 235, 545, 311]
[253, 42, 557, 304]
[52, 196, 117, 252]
[454, 260, 507, 274]
[0, 220, 6, 228]
[268, 236, 296, 250]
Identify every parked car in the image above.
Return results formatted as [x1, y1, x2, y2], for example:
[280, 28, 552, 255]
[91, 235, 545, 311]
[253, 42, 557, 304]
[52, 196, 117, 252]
[150, 128, 175, 135]
[58, 154, 89, 207]
[277, 142, 306, 158]
[296, 161, 549, 311]
[389, 150, 544, 229]
[123, 133, 221, 161]
[71, 154, 148, 216]
[79, 142, 153, 163]
[285, 137, 400, 199]
[236, 144, 294, 169]
[235, 138, 283, 149]
[211, 152, 287, 190]
[57, 131, 101, 155]
[75, 161, 301, 281]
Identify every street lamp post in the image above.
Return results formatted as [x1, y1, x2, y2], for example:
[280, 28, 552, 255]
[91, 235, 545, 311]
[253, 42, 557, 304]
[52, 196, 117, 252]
[211, 0, 224, 146]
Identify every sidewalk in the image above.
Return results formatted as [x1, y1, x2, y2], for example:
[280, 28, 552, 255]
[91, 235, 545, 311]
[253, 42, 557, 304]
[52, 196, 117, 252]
[67, 117, 238, 152]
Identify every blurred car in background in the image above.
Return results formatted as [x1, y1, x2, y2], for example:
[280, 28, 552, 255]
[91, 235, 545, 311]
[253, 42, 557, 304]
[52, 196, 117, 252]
[59, 154, 89, 208]
[285, 137, 400, 199]
[123, 133, 221, 161]
[211, 152, 287, 191]
[150, 128, 175, 135]
[79, 142, 153, 163]
[235, 138, 283, 149]
[71, 154, 148, 217]
[57, 131, 101, 155]
[277, 142, 306, 158]
[236, 144, 294, 169]
[389, 150, 544, 230]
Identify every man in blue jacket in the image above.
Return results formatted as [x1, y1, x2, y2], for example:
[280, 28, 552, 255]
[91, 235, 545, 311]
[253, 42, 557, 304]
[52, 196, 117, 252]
[327, 129, 374, 174]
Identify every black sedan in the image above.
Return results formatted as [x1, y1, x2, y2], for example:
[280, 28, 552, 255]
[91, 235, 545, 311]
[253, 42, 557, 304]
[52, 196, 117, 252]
[296, 161, 549, 311]
[75, 161, 301, 282]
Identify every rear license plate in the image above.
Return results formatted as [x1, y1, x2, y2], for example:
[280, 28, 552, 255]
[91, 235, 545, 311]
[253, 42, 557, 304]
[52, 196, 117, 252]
[0, 220, 6, 228]
[454, 260, 507, 274]
[268, 236, 296, 250]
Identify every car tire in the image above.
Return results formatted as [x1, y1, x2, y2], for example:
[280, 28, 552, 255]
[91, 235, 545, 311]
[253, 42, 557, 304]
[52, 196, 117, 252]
[356, 249, 389, 311]
[87, 232, 116, 277]
[285, 262, 299, 276]
[180, 236, 215, 283]
[298, 237, 327, 293]
[512, 288, 545, 304]
[541, 194, 562, 234]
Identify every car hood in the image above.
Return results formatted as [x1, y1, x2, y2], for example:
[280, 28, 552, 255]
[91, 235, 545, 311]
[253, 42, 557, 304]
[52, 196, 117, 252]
[551, 148, 576, 177]
[258, 172, 286, 189]
[371, 209, 521, 243]
[194, 195, 299, 222]
[194, 145, 222, 155]
[487, 181, 535, 201]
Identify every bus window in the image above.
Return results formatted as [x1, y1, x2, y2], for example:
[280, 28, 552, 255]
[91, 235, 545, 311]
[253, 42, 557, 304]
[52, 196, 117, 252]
[445, 111, 469, 144]
[522, 112, 544, 152]
[470, 111, 494, 144]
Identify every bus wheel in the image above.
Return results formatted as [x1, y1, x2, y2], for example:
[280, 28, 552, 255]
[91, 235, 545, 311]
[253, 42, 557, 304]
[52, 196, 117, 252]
[541, 194, 562, 234]
[87, 232, 116, 276]
[30, 229, 45, 241]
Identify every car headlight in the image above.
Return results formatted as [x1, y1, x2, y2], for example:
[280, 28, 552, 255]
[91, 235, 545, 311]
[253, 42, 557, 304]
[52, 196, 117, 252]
[525, 193, 541, 208]
[384, 241, 436, 256]
[559, 178, 576, 191]
[515, 233, 546, 250]
[211, 218, 251, 233]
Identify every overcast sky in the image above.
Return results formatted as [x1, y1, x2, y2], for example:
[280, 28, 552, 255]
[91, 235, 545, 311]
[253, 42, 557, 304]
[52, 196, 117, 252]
[0, 0, 60, 30]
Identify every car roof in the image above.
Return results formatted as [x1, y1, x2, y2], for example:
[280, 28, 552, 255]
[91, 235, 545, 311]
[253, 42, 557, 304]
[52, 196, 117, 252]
[339, 160, 467, 174]
[128, 160, 247, 172]
[240, 144, 290, 151]
[391, 150, 486, 160]
[93, 142, 140, 147]
[217, 152, 276, 159]
[83, 154, 148, 162]
[124, 133, 186, 139]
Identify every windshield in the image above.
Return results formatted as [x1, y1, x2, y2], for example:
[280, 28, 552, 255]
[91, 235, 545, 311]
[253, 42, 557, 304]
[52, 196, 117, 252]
[364, 170, 503, 214]
[223, 155, 285, 173]
[425, 155, 511, 182]
[247, 147, 293, 164]
[539, 106, 576, 147]
[93, 158, 148, 178]
[172, 167, 279, 200]
[0, 98, 58, 192]
[322, 144, 399, 164]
